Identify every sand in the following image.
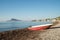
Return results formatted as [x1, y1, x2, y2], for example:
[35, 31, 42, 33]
[0, 22, 60, 40]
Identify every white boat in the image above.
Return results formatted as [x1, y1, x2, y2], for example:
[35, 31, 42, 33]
[28, 24, 52, 31]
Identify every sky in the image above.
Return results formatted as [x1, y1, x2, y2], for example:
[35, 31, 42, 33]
[0, 0, 60, 21]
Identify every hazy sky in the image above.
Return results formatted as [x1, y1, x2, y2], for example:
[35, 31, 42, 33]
[0, 0, 60, 21]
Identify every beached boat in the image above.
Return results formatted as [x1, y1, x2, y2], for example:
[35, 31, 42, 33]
[28, 24, 52, 31]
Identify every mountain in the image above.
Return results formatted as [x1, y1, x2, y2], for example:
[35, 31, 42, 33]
[8, 18, 21, 21]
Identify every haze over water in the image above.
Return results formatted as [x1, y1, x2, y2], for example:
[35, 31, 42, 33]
[0, 0, 60, 21]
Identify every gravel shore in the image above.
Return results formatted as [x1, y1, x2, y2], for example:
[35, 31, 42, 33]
[0, 22, 60, 40]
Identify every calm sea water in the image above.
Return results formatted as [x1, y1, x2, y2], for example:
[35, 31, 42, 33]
[0, 21, 52, 32]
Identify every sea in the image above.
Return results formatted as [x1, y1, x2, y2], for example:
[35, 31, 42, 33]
[0, 21, 52, 32]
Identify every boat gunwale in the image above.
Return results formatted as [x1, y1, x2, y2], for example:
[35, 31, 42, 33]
[28, 24, 52, 28]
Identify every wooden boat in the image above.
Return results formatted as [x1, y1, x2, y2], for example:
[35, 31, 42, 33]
[28, 24, 52, 31]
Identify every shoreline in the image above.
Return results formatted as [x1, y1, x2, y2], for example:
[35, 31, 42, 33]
[0, 21, 60, 40]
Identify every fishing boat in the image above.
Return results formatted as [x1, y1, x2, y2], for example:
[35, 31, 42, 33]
[28, 24, 52, 31]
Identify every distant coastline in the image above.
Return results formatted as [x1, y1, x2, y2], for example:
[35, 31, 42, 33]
[7, 18, 21, 22]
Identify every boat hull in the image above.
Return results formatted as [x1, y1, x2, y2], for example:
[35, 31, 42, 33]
[28, 24, 52, 31]
[28, 26, 49, 30]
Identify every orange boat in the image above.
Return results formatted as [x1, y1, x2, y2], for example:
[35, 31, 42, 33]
[28, 24, 52, 31]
